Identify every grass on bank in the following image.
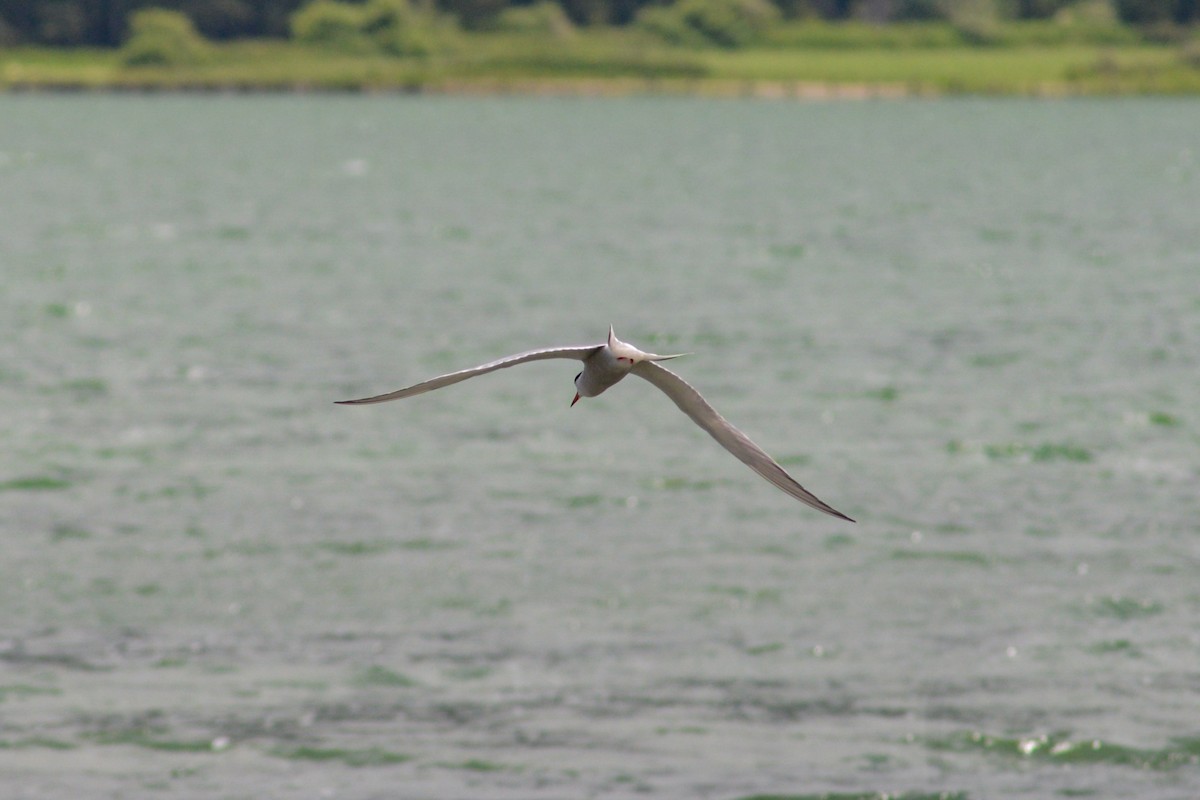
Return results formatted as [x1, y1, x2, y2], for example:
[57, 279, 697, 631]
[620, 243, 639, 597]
[2, 22, 1199, 94]
[706, 43, 1196, 93]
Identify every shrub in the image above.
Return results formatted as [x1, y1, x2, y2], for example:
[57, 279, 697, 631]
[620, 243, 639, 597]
[362, 0, 440, 55]
[35, 2, 89, 45]
[1114, 0, 1182, 24]
[494, 1, 576, 37]
[1013, 0, 1073, 18]
[1055, 0, 1119, 24]
[120, 8, 210, 66]
[893, 0, 947, 20]
[683, 0, 780, 47]
[290, 0, 445, 55]
[289, 0, 374, 52]
[637, 0, 779, 48]
[446, 0, 510, 29]
[362, 0, 419, 35]
[637, 5, 709, 46]
[188, 0, 257, 39]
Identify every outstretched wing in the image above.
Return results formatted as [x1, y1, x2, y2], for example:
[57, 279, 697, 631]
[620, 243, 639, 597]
[336, 344, 604, 405]
[631, 361, 854, 521]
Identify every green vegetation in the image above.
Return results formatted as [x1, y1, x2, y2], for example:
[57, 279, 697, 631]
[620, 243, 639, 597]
[495, 2, 576, 36]
[120, 8, 210, 66]
[5, 0, 1199, 47]
[2, 0, 1199, 93]
[636, 0, 780, 48]
[290, 0, 450, 55]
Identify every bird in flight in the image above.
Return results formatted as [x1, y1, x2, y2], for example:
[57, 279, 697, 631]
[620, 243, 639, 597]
[338, 326, 853, 521]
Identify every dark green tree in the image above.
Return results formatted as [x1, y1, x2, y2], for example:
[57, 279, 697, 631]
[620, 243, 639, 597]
[1011, 0, 1071, 17]
[437, 0, 506, 28]
[892, 0, 945, 19]
[1114, 0, 1196, 22]
[184, 0, 255, 38]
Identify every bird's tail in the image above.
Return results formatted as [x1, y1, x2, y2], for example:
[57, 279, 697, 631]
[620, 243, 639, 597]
[608, 325, 688, 362]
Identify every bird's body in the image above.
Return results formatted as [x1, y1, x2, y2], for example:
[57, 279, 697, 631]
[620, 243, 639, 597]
[571, 329, 681, 404]
[571, 335, 635, 399]
[338, 327, 853, 522]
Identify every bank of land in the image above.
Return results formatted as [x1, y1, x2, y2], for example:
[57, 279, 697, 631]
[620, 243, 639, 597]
[3, 24, 1199, 95]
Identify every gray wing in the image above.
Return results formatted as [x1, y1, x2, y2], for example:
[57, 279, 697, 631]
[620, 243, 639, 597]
[337, 344, 604, 405]
[631, 361, 854, 521]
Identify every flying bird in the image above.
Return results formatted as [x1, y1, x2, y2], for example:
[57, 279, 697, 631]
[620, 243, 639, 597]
[337, 327, 853, 521]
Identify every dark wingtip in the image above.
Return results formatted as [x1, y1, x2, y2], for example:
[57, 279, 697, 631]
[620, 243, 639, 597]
[823, 506, 855, 523]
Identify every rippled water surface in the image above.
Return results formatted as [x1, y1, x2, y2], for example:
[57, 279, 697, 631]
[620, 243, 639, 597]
[2, 95, 1198, 799]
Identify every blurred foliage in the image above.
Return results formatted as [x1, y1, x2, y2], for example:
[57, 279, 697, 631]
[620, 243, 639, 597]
[365, 0, 448, 53]
[4, 27, 1199, 91]
[2, 0, 1199, 94]
[290, 0, 375, 50]
[289, 0, 447, 54]
[494, 1, 575, 36]
[120, 7, 211, 64]
[1115, 0, 1198, 23]
[636, 0, 780, 47]
[442, 0, 509, 29]
[0, 0, 1195, 47]
[0, 15, 18, 45]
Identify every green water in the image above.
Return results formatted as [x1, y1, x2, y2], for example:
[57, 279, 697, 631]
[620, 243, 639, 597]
[1, 95, 1198, 798]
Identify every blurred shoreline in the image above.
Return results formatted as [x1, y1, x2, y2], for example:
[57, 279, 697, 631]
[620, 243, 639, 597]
[4, 27, 1200, 96]
[0, 76, 917, 97]
[2, 74, 1195, 97]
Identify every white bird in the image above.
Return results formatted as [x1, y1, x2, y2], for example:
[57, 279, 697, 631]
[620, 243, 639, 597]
[337, 326, 853, 521]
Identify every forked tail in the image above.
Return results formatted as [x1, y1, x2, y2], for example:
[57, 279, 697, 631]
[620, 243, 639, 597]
[608, 324, 689, 362]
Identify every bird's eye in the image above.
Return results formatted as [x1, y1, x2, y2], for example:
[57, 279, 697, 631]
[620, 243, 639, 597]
[574, 372, 582, 382]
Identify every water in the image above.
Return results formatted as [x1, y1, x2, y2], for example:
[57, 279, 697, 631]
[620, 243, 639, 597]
[1, 95, 1198, 799]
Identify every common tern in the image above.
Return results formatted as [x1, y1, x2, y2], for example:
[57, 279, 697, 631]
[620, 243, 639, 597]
[338, 326, 853, 521]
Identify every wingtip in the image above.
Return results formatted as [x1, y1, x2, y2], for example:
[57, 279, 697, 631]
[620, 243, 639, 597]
[824, 506, 855, 523]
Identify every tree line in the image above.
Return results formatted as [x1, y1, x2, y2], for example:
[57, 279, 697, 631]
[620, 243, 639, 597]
[1, 0, 1196, 47]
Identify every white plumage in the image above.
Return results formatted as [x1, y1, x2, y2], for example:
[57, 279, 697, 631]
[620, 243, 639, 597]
[338, 326, 853, 521]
